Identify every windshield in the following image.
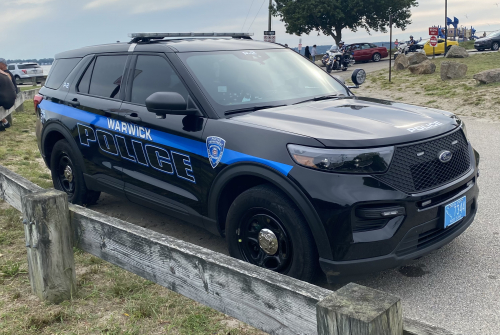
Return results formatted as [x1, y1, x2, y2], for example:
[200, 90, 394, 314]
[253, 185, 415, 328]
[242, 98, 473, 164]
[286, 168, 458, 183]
[486, 31, 500, 38]
[178, 49, 349, 117]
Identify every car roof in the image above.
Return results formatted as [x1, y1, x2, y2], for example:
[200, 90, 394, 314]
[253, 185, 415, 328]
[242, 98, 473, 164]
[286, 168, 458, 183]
[55, 38, 284, 59]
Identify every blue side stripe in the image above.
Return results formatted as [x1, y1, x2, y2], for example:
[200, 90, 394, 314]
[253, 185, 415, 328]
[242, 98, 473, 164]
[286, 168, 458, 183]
[40, 100, 293, 175]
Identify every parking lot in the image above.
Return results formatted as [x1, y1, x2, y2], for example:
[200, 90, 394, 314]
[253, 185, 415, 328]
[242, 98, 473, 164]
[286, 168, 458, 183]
[88, 117, 499, 335]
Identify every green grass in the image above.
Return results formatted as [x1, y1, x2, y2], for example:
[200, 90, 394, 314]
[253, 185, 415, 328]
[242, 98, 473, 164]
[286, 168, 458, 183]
[459, 40, 475, 50]
[0, 102, 263, 334]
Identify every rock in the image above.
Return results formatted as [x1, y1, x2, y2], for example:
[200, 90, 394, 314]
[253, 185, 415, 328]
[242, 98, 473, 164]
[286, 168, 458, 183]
[440, 62, 468, 80]
[407, 52, 428, 65]
[445, 45, 469, 58]
[473, 69, 500, 84]
[394, 54, 409, 71]
[408, 60, 436, 75]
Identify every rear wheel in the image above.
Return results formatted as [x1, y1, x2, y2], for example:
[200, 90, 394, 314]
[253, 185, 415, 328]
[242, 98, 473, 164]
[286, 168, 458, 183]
[226, 184, 318, 282]
[14, 75, 21, 85]
[492, 42, 499, 51]
[50, 140, 100, 206]
[372, 52, 381, 62]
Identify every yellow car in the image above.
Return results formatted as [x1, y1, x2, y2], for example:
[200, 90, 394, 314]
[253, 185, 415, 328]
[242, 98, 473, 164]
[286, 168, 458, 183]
[418, 38, 459, 55]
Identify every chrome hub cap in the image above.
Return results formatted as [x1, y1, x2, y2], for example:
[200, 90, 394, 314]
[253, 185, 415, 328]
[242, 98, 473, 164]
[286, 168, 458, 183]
[64, 166, 73, 183]
[258, 228, 279, 255]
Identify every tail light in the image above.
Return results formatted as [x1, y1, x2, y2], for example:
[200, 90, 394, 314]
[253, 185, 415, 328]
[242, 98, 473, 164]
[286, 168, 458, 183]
[22, 69, 27, 74]
[34, 94, 43, 111]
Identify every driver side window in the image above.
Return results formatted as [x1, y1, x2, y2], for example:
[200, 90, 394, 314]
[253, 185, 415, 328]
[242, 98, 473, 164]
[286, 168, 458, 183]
[130, 55, 189, 105]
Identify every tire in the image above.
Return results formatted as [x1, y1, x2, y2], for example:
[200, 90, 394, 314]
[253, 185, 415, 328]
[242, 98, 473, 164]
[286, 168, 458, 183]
[492, 42, 499, 51]
[372, 53, 381, 62]
[342, 67, 347, 71]
[14, 75, 21, 85]
[50, 140, 100, 206]
[326, 64, 332, 73]
[226, 184, 318, 282]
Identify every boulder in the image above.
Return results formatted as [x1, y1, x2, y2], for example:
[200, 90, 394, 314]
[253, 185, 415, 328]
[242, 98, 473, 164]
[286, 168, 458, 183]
[394, 54, 409, 71]
[407, 52, 428, 65]
[440, 62, 468, 80]
[408, 60, 436, 75]
[445, 45, 469, 58]
[473, 69, 500, 84]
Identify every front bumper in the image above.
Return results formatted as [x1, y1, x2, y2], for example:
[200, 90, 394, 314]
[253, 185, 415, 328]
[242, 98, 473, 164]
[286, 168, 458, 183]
[319, 185, 477, 279]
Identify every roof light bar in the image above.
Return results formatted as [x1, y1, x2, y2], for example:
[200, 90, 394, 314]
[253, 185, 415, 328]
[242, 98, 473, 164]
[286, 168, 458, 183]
[129, 32, 254, 38]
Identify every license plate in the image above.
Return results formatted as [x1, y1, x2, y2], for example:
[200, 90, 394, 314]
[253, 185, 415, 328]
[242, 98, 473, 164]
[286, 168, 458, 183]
[444, 196, 466, 228]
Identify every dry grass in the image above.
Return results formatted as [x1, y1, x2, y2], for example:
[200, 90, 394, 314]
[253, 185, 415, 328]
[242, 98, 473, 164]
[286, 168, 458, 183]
[358, 52, 500, 121]
[0, 102, 263, 334]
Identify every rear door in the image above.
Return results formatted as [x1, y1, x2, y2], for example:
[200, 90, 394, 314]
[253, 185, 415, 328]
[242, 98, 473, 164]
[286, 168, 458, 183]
[118, 53, 207, 226]
[64, 54, 129, 194]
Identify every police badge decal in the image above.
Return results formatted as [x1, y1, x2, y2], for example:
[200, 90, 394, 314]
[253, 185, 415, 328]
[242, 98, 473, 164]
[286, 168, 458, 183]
[206, 136, 226, 168]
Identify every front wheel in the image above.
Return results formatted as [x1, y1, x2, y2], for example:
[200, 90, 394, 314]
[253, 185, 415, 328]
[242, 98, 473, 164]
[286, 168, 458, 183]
[14, 76, 21, 85]
[492, 42, 499, 51]
[50, 140, 101, 206]
[226, 185, 318, 282]
[372, 53, 381, 62]
[326, 64, 333, 73]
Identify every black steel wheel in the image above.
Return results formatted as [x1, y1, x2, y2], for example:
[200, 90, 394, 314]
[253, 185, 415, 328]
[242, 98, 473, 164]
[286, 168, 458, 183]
[226, 184, 318, 281]
[50, 140, 101, 206]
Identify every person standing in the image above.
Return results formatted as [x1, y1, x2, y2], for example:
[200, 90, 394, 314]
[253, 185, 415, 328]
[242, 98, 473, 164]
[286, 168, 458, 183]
[0, 68, 16, 131]
[0, 59, 18, 93]
[311, 45, 317, 61]
[304, 46, 311, 60]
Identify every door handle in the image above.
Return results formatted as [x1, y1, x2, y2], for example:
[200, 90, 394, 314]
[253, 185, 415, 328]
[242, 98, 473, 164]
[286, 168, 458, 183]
[124, 113, 142, 122]
[68, 98, 80, 107]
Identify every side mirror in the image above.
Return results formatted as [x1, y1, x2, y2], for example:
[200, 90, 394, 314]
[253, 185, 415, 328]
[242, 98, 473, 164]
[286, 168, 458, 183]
[348, 68, 366, 89]
[145, 92, 197, 118]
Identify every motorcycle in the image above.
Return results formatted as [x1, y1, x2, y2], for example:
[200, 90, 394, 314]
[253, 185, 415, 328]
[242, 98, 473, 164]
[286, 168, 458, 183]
[322, 49, 354, 73]
[393, 41, 426, 59]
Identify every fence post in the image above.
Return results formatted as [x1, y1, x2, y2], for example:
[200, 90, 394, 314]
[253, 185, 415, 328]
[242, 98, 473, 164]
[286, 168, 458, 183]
[31, 76, 36, 86]
[21, 189, 76, 304]
[316, 283, 403, 335]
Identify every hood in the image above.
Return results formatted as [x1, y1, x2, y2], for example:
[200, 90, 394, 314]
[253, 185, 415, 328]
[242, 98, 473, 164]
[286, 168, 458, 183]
[229, 97, 460, 148]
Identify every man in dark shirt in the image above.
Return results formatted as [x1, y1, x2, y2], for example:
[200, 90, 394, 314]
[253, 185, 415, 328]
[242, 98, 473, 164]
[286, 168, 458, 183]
[0, 59, 16, 131]
[0, 58, 18, 93]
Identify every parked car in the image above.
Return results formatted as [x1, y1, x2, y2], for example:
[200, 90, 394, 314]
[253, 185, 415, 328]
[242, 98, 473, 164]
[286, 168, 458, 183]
[35, 32, 479, 283]
[7, 63, 44, 85]
[346, 43, 388, 62]
[474, 30, 500, 51]
[419, 39, 459, 56]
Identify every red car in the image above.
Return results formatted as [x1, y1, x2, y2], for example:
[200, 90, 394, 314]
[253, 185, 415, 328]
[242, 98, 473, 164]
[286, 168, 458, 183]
[347, 43, 388, 62]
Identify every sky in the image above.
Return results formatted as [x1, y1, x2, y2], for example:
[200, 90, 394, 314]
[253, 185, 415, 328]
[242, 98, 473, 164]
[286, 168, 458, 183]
[2, 0, 500, 60]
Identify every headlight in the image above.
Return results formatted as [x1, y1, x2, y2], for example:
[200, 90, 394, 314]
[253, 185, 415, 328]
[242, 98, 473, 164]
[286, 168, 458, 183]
[287, 144, 394, 174]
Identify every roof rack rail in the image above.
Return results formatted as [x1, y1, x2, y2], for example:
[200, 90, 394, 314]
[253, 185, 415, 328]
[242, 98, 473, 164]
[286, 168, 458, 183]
[129, 32, 254, 43]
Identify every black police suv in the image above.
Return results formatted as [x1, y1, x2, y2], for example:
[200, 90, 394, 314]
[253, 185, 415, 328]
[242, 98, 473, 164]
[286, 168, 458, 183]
[35, 33, 479, 282]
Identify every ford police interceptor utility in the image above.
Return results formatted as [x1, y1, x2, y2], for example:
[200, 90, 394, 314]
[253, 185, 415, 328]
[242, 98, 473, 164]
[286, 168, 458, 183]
[35, 33, 479, 282]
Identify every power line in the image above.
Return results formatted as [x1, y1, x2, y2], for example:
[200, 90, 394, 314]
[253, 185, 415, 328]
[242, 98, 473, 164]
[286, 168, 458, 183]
[247, 0, 266, 33]
[241, 0, 256, 32]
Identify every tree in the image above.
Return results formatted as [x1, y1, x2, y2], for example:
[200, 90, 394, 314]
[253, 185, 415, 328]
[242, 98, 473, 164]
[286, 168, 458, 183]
[272, 0, 418, 45]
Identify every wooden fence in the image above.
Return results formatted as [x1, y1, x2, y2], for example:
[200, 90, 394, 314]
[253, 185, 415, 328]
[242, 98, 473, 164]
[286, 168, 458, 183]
[0, 165, 457, 334]
[0, 88, 40, 121]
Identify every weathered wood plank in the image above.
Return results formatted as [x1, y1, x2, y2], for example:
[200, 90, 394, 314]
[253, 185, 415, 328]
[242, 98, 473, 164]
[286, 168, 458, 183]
[0, 164, 43, 211]
[22, 190, 76, 303]
[70, 204, 332, 335]
[0, 89, 39, 120]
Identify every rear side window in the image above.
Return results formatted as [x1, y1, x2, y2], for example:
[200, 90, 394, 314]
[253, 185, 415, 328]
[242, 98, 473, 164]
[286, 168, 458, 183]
[77, 59, 95, 94]
[88, 55, 127, 99]
[18, 64, 40, 69]
[45, 58, 81, 89]
[130, 55, 189, 105]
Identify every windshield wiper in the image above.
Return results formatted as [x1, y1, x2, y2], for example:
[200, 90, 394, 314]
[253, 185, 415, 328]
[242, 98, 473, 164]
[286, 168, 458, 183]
[293, 94, 341, 105]
[224, 104, 287, 116]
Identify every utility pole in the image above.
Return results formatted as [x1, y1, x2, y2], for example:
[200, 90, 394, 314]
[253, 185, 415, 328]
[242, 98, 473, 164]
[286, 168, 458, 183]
[389, 14, 393, 82]
[268, 0, 272, 31]
[444, 0, 448, 54]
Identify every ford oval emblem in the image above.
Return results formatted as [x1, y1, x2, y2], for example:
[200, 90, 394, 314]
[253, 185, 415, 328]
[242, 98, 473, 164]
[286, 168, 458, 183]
[438, 150, 453, 163]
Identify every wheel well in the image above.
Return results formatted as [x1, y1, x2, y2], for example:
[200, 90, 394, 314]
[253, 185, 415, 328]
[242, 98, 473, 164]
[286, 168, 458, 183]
[43, 131, 65, 169]
[217, 175, 268, 234]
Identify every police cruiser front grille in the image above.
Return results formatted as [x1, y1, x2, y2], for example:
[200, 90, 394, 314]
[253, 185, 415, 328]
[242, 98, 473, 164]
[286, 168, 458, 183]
[375, 129, 471, 193]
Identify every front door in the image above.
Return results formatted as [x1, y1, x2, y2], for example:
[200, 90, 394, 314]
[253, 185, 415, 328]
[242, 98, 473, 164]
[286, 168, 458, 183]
[118, 54, 207, 226]
[65, 54, 129, 193]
